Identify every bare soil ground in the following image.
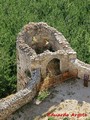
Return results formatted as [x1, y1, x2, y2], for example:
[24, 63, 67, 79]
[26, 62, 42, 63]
[7, 79, 90, 120]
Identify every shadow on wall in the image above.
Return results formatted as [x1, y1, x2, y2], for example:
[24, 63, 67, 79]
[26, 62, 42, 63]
[31, 37, 55, 54]
[46, 58, 61, 76]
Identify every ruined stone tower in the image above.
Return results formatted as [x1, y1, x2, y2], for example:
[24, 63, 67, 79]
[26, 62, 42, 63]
[16, 22, 77, 91]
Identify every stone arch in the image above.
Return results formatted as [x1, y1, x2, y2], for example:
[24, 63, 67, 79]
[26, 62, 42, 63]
[46, 58, 61, 77]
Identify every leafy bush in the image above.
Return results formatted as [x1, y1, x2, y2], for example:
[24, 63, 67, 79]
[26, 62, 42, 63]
[48, 117, 55, 120]
[63, 117, 70, 120]
[37, 90, 50, 101]
[85, 118, 90, 120]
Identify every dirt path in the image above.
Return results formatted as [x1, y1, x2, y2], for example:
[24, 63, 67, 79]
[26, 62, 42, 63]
[7, 79, 90, 120]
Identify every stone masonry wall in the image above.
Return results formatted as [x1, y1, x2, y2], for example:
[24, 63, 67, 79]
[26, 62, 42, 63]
[30, 50, 69, 78]
[69, 59, 90, 79]
[0, 69, 41, 120]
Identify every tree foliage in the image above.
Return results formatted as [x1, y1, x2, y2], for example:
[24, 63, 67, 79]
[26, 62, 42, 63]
[0, 0, 90, 98]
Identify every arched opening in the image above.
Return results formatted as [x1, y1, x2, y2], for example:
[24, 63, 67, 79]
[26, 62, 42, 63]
[46, 58, 61, 76]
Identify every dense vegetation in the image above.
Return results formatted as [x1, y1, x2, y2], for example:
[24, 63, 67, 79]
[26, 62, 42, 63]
[0, 0, 90, 98]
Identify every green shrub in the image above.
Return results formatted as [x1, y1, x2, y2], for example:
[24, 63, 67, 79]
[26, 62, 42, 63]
[37, 90, 50, 101]
[48, 117, 55, 120]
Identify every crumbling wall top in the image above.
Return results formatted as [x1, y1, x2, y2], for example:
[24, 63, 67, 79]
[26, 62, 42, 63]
[17, 22, 76, 57]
